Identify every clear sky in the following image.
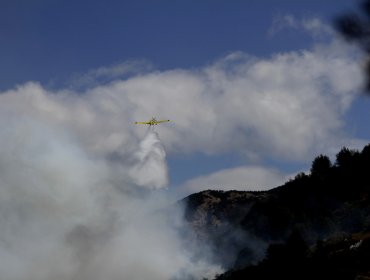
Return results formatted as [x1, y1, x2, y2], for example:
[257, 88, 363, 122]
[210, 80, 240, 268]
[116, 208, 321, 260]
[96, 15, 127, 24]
[1, 0, 369, 197]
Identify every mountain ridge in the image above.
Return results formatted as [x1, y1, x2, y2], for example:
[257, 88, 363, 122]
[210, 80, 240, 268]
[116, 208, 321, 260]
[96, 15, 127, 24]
[180, 144, 370, 278]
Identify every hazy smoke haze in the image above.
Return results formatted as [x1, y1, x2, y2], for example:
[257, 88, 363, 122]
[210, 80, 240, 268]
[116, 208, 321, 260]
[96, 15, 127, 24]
[0, 113, 220, 279]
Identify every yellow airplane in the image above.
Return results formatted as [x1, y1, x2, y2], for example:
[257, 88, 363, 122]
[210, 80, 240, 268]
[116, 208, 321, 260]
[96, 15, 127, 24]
[134, 117, 170, 126]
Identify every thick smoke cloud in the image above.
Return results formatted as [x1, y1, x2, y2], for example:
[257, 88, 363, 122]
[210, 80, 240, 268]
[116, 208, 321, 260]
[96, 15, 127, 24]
[0, 114, 220, 279]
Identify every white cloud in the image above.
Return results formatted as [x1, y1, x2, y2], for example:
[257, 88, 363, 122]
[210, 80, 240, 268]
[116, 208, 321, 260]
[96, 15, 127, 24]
[69, 59, 153, 89]
[269, 14, 299, 35]
[180, 166, 289, 196]
[122, 41, 363, 160]
[269, 14, 333, 38]
[302, 18, 333, 37]
[0, 30, 363, 164]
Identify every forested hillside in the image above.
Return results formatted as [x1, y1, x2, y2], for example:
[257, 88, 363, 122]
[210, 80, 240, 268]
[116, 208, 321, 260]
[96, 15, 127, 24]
[181, 144, 370, 279]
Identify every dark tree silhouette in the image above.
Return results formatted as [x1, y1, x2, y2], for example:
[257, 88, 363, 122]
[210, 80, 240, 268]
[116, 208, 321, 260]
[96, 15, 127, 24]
[335, 0, 370, 92]
[335, 147, 359, 168]
[361, 143, 370, 161]
[310, 154, 332, 179]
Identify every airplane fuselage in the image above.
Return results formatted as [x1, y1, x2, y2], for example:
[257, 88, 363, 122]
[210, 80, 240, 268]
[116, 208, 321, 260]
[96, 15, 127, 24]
[134, 117, 170, 126]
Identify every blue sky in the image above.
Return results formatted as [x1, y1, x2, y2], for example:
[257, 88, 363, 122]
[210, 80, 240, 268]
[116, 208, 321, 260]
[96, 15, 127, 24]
[0, 0, 357, 89]
[0, 0, 369, 197]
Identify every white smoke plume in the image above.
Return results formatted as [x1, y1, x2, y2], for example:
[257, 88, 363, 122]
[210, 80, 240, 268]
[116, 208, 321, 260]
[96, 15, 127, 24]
[129, 129, 169, 189]
[0, 113, 221, 279]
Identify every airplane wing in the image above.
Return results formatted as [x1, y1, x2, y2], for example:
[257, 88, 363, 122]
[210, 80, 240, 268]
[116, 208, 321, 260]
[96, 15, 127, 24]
[156, 120, 170, 123]
[134, 119, 170, 125]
